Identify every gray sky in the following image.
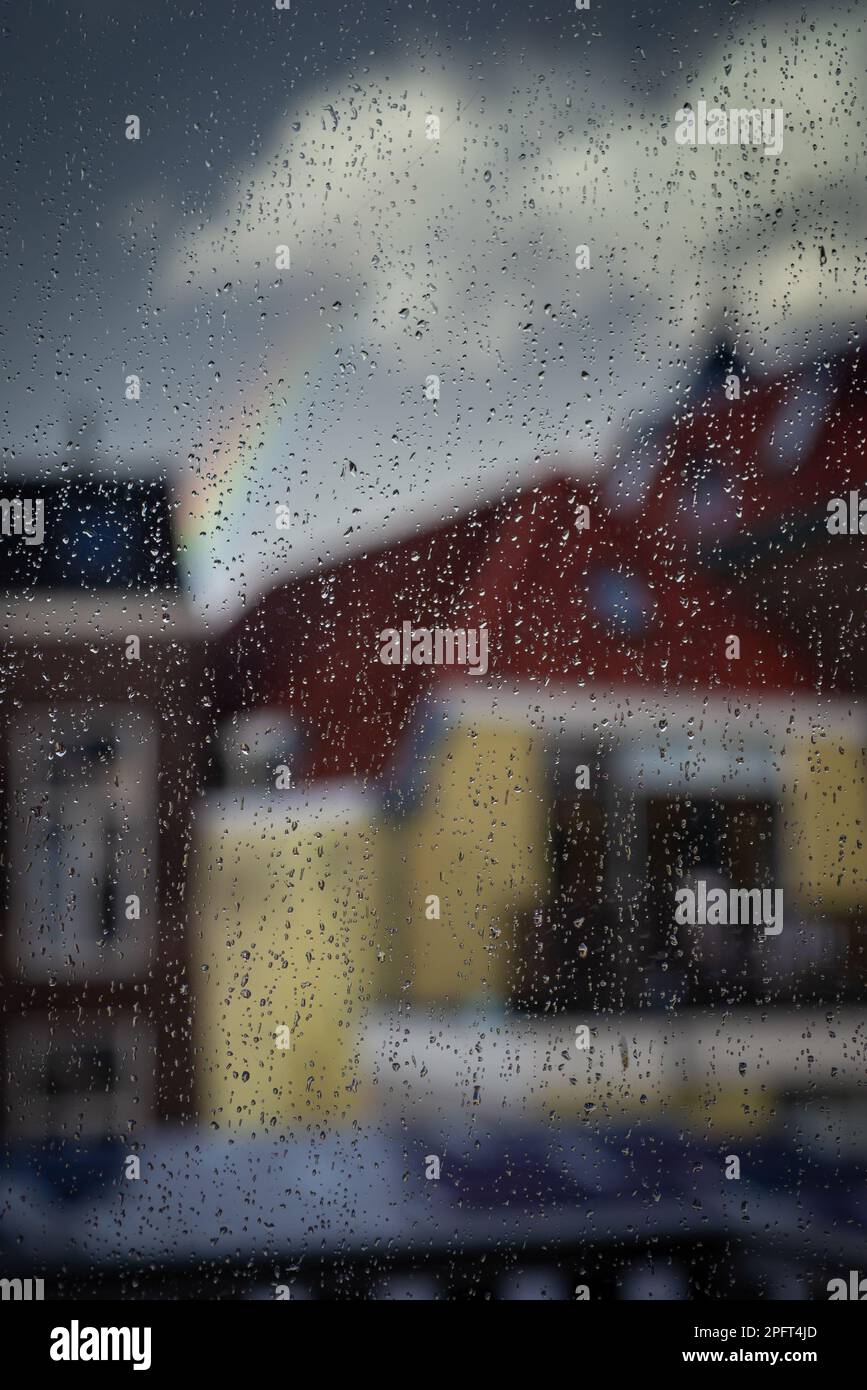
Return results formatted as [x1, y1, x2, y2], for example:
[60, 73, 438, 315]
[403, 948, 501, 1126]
[2, 0, 864, 621]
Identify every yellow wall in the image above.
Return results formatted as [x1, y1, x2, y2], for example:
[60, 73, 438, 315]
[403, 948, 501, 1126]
[398, 723, 548, 1002]
[783, 730, 867, 911]
[190, 724, 548, 1133]
[191, 795, 384, 1130]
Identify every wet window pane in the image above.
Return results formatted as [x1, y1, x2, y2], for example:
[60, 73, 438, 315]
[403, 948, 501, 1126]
[1, 0, 866, 1335]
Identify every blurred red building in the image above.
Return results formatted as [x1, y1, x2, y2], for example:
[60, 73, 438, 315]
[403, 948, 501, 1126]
[215, 342, 867, 778]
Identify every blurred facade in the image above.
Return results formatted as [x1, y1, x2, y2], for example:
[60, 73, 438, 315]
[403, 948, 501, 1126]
[0, 470, 208, 1145]
[1, 351, 864, 1302]
[197, 344, 867, 1136]
[2, 352, 863, 1208]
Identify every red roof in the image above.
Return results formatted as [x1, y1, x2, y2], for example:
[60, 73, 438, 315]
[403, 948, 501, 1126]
[450, 474, 814, 693]
[216, 347, 867, 782]
[215, 502, 505, 782]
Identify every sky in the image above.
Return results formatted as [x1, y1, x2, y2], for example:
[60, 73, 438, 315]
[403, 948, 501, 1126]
[1, 0, 864, 622]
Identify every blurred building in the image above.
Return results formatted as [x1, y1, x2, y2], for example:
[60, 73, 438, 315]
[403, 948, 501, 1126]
[0, 468, 208, 1145]
[191, 767, 383, 1129]
[199, 343, 867, 1133]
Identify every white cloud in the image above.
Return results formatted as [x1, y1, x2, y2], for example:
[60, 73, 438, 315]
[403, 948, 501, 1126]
[160, 14, 867, 615]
